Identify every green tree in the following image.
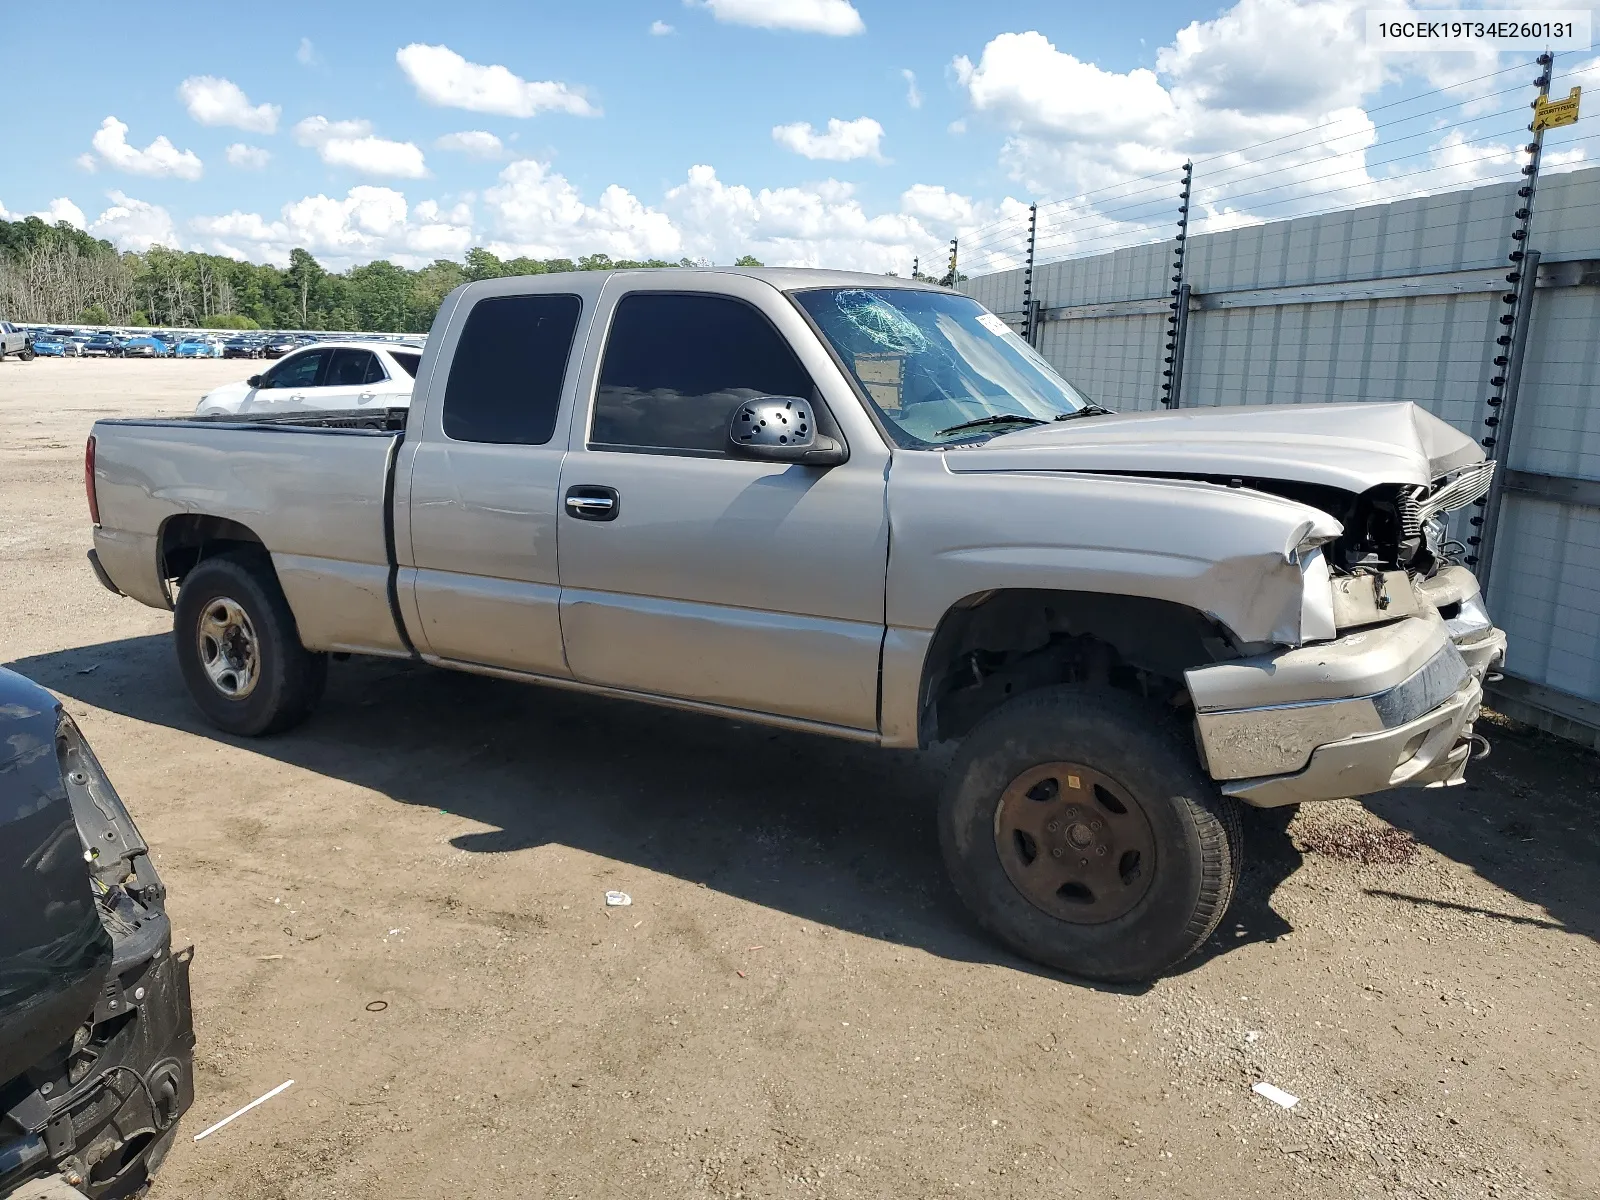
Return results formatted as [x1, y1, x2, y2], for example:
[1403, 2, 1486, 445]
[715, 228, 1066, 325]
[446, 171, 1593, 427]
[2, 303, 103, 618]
[734, 255, 763, 267]
[284, 249, 325, 328]
[79, 303, 111, 325]
[463, 247, 505, 281]
[200, 313, 260, 329]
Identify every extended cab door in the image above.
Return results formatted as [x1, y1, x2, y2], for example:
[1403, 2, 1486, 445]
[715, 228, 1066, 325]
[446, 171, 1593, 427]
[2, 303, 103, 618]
[554, 274, 891, 731]
[398, 279, 600, 675]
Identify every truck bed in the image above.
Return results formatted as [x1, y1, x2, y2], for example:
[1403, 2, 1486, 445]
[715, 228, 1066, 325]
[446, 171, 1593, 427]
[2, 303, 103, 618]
[90, 410, 409, 656]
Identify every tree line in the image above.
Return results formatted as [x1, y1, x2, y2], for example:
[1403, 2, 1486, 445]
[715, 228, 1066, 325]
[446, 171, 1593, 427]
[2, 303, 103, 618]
[0, 215, 764, 333]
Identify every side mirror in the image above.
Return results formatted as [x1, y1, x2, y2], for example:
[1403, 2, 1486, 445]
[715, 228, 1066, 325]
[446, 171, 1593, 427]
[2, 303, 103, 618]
[247, 374, 263, 388]
[726, 397, 847, 466]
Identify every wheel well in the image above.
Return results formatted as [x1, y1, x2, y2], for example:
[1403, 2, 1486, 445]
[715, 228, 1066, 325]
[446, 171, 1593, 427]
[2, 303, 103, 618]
[158, 514, 267, 590]
[917, 589, 1237, 745]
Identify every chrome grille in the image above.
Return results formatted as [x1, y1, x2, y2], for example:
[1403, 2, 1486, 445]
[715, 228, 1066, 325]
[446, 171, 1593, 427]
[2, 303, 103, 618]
[1418, 460, 1495, 522]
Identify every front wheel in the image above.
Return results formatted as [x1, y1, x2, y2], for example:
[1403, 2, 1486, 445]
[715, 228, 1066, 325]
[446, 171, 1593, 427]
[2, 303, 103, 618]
[939, 686, 1242, 983]
[173, 552, 327, 735]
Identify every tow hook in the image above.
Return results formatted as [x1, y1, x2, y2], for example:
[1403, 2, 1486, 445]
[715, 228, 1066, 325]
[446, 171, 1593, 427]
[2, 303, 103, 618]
[1470, 733, 1492, 761]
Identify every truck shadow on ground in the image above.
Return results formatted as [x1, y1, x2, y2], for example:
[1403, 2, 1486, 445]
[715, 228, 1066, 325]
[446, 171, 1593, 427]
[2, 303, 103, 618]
[1361, 718, 1600, 943]
[16, 635, 1321, 986]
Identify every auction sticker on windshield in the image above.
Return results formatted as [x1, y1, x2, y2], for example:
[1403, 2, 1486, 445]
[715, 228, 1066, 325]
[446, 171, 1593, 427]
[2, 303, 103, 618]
[976, 313, 1013, 337]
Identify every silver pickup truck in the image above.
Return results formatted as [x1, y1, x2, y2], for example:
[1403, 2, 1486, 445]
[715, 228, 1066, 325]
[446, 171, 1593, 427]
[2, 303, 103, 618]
[85, 268, 1506, 982]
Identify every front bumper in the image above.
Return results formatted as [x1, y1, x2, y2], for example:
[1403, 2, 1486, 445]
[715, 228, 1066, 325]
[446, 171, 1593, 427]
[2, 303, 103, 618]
[1187, 572, 1506, 808]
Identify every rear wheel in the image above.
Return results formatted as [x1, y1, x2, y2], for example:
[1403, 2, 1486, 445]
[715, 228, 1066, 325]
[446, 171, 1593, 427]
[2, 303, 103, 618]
[939, 686, 1242, 983]
[174, 552, 327, 735]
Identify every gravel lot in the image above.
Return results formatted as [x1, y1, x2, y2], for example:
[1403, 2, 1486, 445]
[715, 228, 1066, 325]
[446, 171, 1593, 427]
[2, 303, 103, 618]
[3, 357, 1596, 1200]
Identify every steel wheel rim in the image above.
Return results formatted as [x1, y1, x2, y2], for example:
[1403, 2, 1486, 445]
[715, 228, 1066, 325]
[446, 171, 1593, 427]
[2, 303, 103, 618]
[196, 597, 260, 699]
[993, 761, 1157, 925]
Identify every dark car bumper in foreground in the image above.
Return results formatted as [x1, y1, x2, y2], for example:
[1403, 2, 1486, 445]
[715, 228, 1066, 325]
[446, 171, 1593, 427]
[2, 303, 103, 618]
[0, 671, 195, 1199]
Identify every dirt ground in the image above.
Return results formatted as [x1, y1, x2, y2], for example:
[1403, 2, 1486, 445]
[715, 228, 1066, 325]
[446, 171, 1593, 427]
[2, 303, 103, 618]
[2, 356, 1596, 1200]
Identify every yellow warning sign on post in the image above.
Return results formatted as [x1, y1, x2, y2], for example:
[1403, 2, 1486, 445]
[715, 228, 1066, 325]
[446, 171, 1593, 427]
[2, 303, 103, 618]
[1533, 86, 1582, 132]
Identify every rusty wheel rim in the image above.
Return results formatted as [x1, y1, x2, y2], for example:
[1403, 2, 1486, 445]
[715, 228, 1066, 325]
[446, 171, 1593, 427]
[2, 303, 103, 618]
[992, 761, 1157, 925]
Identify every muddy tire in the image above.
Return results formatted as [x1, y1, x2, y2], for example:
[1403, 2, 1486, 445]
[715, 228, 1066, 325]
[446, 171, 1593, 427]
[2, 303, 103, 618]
[939, 685, 1242, 983]
[173, 552, 326, 736]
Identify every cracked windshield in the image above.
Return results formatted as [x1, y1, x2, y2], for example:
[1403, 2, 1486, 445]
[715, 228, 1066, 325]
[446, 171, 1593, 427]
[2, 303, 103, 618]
[794, 287, 1096, 446]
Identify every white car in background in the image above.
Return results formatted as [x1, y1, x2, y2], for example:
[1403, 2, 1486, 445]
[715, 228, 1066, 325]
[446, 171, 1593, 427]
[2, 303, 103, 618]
[196, 340, 422, 416]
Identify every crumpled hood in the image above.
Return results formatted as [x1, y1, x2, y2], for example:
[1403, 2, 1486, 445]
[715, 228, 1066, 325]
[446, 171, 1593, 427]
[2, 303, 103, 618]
[946, 401, 1483, 492]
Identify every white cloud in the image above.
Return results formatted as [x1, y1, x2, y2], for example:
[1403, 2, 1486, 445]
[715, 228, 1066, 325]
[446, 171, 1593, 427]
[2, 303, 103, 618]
[687, 0, 864, 35]
[297, 37, 317, 66]
[476, 158, 958, 271]
[899, 184, 973, 226]
[482, 159, 682, 261]
[21, 197, 86, 229]
[295, 116, 428, 179]
[190, 188, 474, 268]
[935, 0, 1592, 268]
[396, 44, 598, 118]
[948, 1, 1477, 224]
[226, 143, 271, 169]
[88, 191, 180, 250]
[0, 196, 89, 228]
[87, 118, 203, 181]
[662, 165, 957, 271]
[772, 116, 885, 162]
[901, 68, 922, 109]
[435, 130, 505, 158]
[177, 76, 280, 134]
[651, 19, 675, 34]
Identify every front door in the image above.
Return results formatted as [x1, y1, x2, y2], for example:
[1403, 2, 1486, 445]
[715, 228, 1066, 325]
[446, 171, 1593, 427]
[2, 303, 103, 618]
[555, 281, 889, 731]
[246, 347, 328, 414]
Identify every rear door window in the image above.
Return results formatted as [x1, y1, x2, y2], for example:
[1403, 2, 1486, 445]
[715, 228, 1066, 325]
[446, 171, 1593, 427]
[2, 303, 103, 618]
[591, 293, 815, 453]
[441, 294, 582, 444]
[390, 351, 421, 378]
[326, 348, 380, 387]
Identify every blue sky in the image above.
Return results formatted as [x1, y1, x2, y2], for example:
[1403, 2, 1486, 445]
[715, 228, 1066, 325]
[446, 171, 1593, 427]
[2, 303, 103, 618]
[1, 0, 1594, 274]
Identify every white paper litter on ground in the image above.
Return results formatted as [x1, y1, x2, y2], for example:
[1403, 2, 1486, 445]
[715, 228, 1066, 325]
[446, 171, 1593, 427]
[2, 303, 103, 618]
[193, 1079, 295, 1141]
[1252, 1081, 1299, 1109]
[604, 891, 632, 907]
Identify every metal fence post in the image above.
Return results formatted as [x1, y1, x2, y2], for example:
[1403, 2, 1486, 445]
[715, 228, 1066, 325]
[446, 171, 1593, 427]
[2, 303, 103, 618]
[1022, 203, 1038, 345]
[1471, 53, 1555, 584]
[1161, 162, 1193, 409]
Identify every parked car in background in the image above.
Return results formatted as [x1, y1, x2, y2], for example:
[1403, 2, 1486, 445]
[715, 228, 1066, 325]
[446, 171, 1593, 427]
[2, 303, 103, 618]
[176, 337, 223, 359]
[222, 336, 260, 359]
[0, 320, 35, 360]
[28, 333, 73, 357]
[120, 336, 170, 359]
[260, 335, 297, 359]
[82, 334, 124, 357]
[0, 666, 195, 1198]
[195, 340, 422, 415]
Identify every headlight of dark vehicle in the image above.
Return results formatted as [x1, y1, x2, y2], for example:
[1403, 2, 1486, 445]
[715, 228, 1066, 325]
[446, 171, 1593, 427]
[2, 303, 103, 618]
[0, 668, 194, 1199]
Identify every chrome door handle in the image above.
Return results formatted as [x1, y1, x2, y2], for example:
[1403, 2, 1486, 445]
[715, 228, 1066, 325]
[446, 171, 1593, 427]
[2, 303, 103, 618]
[564, 485, 620, 521]
[358, 391, 376, 401]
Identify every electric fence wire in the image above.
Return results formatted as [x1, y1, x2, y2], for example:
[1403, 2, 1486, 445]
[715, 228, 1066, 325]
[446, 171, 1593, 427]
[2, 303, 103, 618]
[957, 55, 1595, 261]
